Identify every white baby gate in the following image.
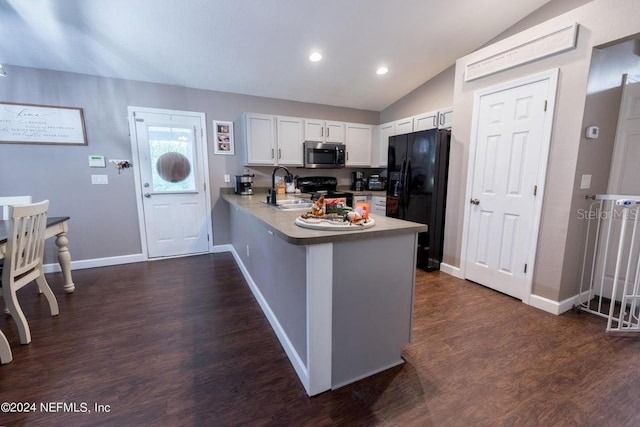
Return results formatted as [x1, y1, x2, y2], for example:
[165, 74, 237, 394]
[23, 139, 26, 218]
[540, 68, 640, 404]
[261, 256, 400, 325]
[578, 194, 640, 333]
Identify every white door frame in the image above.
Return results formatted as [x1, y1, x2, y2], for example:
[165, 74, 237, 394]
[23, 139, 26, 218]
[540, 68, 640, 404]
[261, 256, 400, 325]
[460, 68, 559, 304]
[128, 106, 214, 260]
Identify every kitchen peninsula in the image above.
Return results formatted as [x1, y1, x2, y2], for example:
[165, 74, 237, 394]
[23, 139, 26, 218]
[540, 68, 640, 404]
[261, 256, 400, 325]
[221, 189, 425, 396]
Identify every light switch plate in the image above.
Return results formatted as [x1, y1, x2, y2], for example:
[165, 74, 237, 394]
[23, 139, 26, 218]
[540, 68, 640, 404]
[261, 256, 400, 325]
[91, 174, 108, 185]
[580, 174, 592, 189]
[224, 174, 231, 183]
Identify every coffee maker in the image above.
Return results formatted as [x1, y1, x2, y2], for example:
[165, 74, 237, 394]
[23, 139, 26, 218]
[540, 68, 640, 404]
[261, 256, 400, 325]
[351, 171, 365, 191]
[234, 173, 254, 195]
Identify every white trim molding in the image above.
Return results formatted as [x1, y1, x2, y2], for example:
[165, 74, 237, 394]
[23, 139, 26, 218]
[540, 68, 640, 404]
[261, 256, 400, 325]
[43, 253, 144, 273]
[439, 263, 464, 279]
[528, 292, 588, 315]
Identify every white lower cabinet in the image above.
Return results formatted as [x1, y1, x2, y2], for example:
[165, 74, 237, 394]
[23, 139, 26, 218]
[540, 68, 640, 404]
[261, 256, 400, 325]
[371, 196, 386, 216]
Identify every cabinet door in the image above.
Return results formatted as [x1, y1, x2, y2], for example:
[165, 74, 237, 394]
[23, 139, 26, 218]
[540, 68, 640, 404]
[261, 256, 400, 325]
[276, 116, 304, 166]
[245, 113, 276, 165]
[438, 108, 453, 129]
[394, 117, 414, 135]
[414, 110, 439, 131]
[345, 123, 373, 166]
[304, 119, 325, 142]
[377, 122, 394, 167]
[325, 121, 346, 143]
[371, 196, 386, 216]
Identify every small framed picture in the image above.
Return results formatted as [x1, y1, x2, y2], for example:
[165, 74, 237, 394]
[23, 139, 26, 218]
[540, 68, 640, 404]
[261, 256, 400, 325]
[213, 120, 234, 155]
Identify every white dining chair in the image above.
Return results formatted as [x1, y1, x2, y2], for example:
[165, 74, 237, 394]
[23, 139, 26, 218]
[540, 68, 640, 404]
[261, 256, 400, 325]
[1, 200, 59, 345]
[0, 330, 12, 364]
[0, 196, 32, 220]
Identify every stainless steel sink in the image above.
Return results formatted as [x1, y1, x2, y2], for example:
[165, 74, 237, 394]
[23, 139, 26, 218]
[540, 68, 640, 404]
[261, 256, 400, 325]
[261, 198, 314, 211]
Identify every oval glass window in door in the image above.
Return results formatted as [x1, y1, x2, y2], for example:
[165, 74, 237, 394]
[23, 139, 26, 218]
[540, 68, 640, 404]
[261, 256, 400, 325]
[156, 152, 192, 183]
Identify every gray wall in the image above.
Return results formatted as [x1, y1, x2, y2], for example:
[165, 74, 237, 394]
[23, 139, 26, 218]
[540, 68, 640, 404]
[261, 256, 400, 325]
[560, 38, 640, 299]
[447, 0, 640, 301]
[0, 66, 378, 262]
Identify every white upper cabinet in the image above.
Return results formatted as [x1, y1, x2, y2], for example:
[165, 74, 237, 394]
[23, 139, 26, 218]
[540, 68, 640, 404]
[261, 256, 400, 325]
[374, 121, 395, 168]
[344, 122, 373, 166]
[242, 113, 303, 166]
[372, 106, 453, 168]
[243, 113, 276, 165]
[414, 110, 439, 131]
[304, 119, 345, 143]
[276, 116, 304, 166]
[438, 108, 453, 129]
[394, 117, 414, 135]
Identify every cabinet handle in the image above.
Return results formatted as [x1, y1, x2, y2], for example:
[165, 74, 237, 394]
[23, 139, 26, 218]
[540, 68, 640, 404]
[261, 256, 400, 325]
[327, 127, 330, 138]
[321, 127, 323, 137]
[440, 114, 444, 126]
[433, 116, 437, 127]
[346, 152, 349, 161]
[278, 148, 282, 159]
[271, 148, 274, 159]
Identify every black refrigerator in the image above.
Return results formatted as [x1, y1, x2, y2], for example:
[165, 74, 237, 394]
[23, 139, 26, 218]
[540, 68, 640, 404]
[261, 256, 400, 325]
[386, 129, 450, 271]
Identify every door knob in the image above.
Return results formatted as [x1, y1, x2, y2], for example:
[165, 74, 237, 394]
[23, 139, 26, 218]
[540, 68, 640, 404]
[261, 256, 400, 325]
[470, 198, 480, 205]
[144, 193, 151, 198]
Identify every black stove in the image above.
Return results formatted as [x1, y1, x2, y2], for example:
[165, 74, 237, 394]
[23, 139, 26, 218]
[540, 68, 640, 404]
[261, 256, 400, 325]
[296, 176, 353, 207]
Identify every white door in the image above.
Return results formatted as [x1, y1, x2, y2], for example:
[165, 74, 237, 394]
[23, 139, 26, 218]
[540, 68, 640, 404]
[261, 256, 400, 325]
[131, 109, 210, 258]
[608, 74, 640, 195]
[464, 70, 557, 301]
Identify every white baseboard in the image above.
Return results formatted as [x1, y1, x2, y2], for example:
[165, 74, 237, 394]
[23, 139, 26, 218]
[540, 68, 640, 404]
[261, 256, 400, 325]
[42, 245, 237, 274]
[439, 262, 464, 279]
[331, 358, 404, 390]
[528, 292, 586, 315]
[43, 253, 144, 273]
[212, 244, 233, 253]
[227, 246, 310, 393]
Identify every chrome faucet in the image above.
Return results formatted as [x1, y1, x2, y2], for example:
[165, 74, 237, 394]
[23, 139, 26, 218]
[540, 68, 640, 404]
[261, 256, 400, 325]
[267, 166, 292, 205]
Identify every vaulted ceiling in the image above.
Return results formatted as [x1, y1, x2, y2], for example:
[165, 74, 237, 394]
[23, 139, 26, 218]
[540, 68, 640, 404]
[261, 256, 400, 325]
[0, 0, 553, 111]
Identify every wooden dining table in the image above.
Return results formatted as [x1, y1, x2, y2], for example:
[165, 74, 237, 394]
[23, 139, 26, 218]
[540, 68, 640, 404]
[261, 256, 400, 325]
[0, 217, 75, 293]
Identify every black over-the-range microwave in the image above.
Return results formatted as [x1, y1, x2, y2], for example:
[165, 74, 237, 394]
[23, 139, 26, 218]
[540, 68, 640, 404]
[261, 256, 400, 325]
[303, 141, 346, 169]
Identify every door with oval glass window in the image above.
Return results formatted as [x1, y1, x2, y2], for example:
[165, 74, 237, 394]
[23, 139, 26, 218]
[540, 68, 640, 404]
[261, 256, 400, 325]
[132, 109, 209, 258]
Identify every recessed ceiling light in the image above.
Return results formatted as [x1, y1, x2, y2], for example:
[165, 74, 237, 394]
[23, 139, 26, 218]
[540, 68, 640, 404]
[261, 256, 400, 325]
[376, 67, 389, 75]
[309, 52, 323, 62]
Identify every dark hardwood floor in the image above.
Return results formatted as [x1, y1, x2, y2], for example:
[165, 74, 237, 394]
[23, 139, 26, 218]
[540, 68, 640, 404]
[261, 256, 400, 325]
[1, 253, 639, 426]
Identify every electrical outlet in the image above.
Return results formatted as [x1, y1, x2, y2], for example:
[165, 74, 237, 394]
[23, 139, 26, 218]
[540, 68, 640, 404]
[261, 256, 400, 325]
[224, 174, 231, 183]
[580, 174, 592, 189]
